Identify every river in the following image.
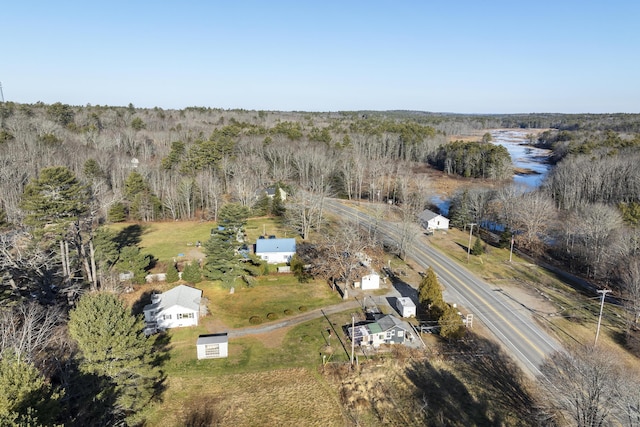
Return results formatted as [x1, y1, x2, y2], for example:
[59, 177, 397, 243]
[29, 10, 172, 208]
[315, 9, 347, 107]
[490, 129, 552, 188]
[432, 129, 552, 215]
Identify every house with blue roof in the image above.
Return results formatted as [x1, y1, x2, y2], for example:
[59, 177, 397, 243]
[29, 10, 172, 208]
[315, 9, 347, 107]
[255, 237, 296, 264]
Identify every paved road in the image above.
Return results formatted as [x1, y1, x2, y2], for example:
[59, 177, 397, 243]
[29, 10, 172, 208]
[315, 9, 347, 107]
[325, 199, 563, 377]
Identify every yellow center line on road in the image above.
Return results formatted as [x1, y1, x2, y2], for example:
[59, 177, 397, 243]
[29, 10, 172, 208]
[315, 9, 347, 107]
[412, 244, 547, 359]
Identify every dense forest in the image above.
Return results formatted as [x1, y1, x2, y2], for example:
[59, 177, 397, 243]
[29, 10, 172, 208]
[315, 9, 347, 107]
[2, 101, 640, 425]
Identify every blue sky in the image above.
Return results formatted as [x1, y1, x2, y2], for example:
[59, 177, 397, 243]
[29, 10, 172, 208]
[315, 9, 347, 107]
[2, 1, 638, 113]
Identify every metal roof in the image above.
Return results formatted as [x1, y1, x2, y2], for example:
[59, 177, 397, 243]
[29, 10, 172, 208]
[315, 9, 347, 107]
[197, 333, 228, 345]
[255, 238, 296, 254]
[144, 284, 202, 313]
[418, 209, 444, 222]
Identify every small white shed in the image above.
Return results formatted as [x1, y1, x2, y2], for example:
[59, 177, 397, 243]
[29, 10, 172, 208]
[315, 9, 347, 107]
[396, 297, 416, 318]
[360, 273, 380, 290]
[196, 333, 229, 359]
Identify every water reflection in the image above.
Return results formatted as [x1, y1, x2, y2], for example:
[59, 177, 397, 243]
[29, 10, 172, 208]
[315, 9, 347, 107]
[430, 129, 552, 214]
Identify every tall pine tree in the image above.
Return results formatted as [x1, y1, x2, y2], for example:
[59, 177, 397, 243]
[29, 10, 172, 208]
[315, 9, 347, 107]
[68, 292, 161, 423]
[20, 166, 90, 240]
[418, 267, 445, 321]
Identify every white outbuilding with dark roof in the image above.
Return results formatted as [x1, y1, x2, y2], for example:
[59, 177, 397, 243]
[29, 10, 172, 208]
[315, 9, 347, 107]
[196, 333, 229, 359]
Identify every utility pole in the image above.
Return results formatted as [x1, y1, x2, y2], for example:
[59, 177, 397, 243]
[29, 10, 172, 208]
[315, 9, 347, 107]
[509, 233, 514, 263]
[594, 289, 611, 346]
[0, 82, 4, 103]
[350, 315, 355, 366]
[467, 223, 477, 263]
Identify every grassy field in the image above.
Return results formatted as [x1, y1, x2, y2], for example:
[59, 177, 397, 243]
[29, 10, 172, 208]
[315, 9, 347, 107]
[114, 217, 354, 425]
[142, 310, 354, 426]
[108, 217, 288, 264]
[199, 276, 342, 328]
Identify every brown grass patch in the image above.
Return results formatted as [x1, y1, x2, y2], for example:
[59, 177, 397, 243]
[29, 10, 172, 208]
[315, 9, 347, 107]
[249, 326, 291, 348]
[144, 368, 346, 426]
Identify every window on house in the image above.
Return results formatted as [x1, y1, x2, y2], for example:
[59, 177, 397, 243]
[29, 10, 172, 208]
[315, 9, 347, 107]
[204, 344, 220, 357]
[397, 330, 404, 337]
[163, 314, 171, 320]
[178, 313, 194, 319]
[385, 331, 391, 339]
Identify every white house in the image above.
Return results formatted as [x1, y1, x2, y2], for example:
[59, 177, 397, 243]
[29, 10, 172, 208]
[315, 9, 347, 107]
[396, 297, 416, 318]
[360, 272, 380, 290]
[196, 333, 228, 359]
[265, 186, 287, 201]
[143, 285, 202, 332]
[255, 238, 296, 264]
[418, 209, 449, 231]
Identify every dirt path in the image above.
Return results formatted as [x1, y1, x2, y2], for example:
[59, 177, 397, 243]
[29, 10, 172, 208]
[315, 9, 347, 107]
[227, 299, 362, 338]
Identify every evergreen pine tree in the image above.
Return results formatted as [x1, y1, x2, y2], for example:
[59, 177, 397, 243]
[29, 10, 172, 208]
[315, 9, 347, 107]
[471, 236, 484, 255]
[108, 202, 127, 223]
[0, 351, 62, 425]
[181, 261, 202, 284]
[20, 166, 90, 239]
[165, 262, 179, 284]
[448, 189, 472, 229]
[252, 193, 271, 217]
[438, 304, 466, 340]
[271, 185, 286, 217]
[116, 246, 151, 285]
[202, 230, 241, 286]
[418, 267, 445, 321]
[68, 293, 161, 422]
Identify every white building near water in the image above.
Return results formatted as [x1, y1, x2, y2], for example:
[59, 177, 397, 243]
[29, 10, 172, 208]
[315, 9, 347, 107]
[143, 285, 202, 332]
[418, 209, 449, 231]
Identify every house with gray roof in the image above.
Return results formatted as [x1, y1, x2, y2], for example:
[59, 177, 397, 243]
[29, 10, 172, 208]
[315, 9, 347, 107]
[347, 314, 413, 347]
[143, 284, 202, 333]
[418, 209, 449, 231]
[255, 237, 296, 264]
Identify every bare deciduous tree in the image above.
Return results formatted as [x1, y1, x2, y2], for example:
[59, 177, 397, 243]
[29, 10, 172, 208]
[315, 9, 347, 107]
[0, 301, 63, 366]
[512, 191, 556, 253]
[538, 345, 621, 427]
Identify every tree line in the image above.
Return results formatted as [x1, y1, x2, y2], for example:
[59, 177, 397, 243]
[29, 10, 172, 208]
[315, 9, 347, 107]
[2, 101, 640, 424]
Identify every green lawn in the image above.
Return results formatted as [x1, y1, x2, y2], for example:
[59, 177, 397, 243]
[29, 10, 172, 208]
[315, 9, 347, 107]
[199, 276, 341, 328]
[107, 217, 292, 264]
[161, 309, 352, 378]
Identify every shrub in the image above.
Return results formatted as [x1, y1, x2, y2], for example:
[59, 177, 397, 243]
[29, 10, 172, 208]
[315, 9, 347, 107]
[266, 312, 278, 321]
[165, 263, 179, 284]
[283, 309, 293, 316]
[471, 237, 484, 256]
[182, 261, 202, 284]
[249, 316, 262, 325]
[298, 305, 308, 312]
